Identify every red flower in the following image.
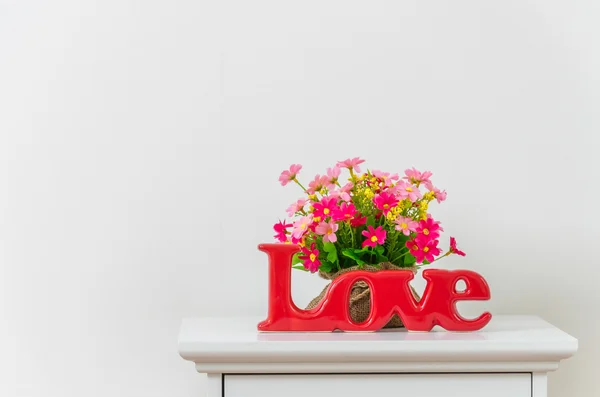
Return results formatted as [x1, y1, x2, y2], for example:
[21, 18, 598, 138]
[449, 237, 466, 256]
[350, 213, 367, 227]
[273, 220, 292, 242]
[406, 238, 441, 264]
[362, 225, 387, 248]
[298, 243, 321, 273]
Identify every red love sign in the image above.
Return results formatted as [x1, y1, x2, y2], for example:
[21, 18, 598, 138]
[257, 243, 491, 332]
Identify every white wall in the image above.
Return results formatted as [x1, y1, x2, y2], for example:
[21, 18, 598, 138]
[1, 1, 598, 396]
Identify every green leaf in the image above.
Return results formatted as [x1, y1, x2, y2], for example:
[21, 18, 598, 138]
[292, 264, 309, 272]
[319, 261, 334, 272]
[342, 248, 366, 266]
[374, 245, 385, 255]
[366, 216, 376, 227]
[291, 252, 303, 266]
[322, 242, 339, 265]
[404, 253, 416, 266]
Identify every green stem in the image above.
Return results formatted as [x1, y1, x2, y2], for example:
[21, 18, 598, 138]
[293, 178, 308, 193]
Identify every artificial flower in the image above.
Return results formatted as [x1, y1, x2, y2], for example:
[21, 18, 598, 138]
[372, 169, 399, 187]
[332, 202, 357, 221]
[325, 166, 341, 189]
[416, 216, 443, 241]
[307, 174, 328, 194]
[286, 198, 307, 217]
[312, 196, 339, 221]
[394, 216, 419, 236]
[279, 164, 302, 186]
[315, 220, 339, 243]
[337, 157, 365, 173]
[406, 238, 441, 263]
[425, 181, 447, 203]
[273, 220, 292, 242]
[350, 214, 367, 227]
[373, 191, 399, 215]
[362, 225, 387, 248]
[298, 243, 321, 272]
[403, 167, 432, 186]
[449, 236, 466, 256]
[395, 180, 422, 202]
[292, 215, 313, 239]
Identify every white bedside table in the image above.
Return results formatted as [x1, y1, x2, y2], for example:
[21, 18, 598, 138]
[178, 315, 577, 397]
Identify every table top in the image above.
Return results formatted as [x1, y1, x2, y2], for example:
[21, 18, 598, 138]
[178, 315, 577, 374]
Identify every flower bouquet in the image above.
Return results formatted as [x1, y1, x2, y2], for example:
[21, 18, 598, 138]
[274, 158, 466, 328]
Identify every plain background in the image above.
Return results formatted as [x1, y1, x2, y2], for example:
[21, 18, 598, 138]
[1, 0, 598, 396]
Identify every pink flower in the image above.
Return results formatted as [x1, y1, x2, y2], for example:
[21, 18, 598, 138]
[325, 166, 341, 189]
[298, 243, 321, 273]
[416, 216, 443, 241]
[362, 225, 387, 248]
[332, 202, 357, 221]
[373, 191, 399, 215]
[406, 238, 441, 264]
[337, 157, 365, 173]
[350, 214, 367, 227]
[279, 164, 302, 186]
[286, 198, 307, 217]
[403, 167, 433, 185]
[312, 196, 339, 222]
[394, 216, 418, 236]
[395, 180, 422, 202]
[372, 169, 399, 187]
[307, 174, 328, 194]
[315, 220, 339, 243]
[292, 215, 313, 239]
[449, 237, 466, 256]
[273, 220, 292, 242]
[425, 181, 447, 203]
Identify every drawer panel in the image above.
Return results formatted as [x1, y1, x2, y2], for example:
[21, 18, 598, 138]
[225, 373, 531, 397]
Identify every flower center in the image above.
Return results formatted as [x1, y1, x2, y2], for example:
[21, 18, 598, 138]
[327, 230, 332, 235]
[383, 204, 389, 209]
[309, 253, 316, 262]
[313, 217, 321, 223]
[423, 228, 429, 235]
[423, 247, 429, 253]
[323, 208, 330, 215]
[412, 244, 418, 251]
[406, 187, 413, 192]
[401, 222, 408, 229]
[371, 236, 378, 242]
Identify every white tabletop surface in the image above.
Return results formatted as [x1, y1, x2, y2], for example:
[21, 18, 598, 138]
[178, 315, 577, 373]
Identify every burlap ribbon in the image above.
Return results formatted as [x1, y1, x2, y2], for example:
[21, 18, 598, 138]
[305, 262, 420, 329]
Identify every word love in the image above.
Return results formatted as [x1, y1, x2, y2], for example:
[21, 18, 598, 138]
[258, 244, 491, 332]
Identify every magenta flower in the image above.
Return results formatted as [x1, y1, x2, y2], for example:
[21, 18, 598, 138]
[279, 164, 302, 186]
[332, 202, 357, 221]
[292, 215, 313, 240]
[449, 237, 466, 256]
[416, 216, 443, 241]
[425, 181, 447, 203]
[373, 191, 399, 215]
[406, 238, 441, 264]
[312, 196, 338, 221]
[286, 198, 307, 217]
[403, 167, 433, 185]
[395, 180, 422, 202]
[307, 174, 328, 194]
[337, 157, 365, 173]
[362, 225, 387, 248]
[394, 216, 419, 236]
[298, 243, 321, 273]
[315, 220, 339, 243]
[273, 220, 292, 242]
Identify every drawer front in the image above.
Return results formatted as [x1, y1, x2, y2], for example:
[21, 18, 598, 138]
[225, 373, 531, 397]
